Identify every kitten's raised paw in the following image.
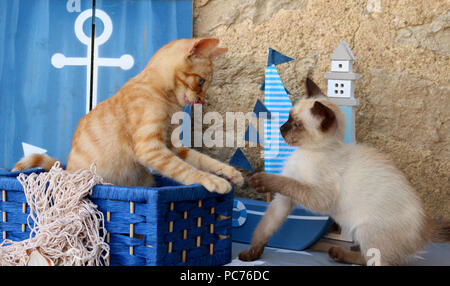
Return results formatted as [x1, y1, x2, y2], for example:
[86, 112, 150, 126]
[201, 174, 232, 194]
[248, 172, 270, 193]
[238, 246, 264, 262]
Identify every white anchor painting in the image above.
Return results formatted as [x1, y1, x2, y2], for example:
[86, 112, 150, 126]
[0, 0, 193, 169]
[51, 8, 134, 114]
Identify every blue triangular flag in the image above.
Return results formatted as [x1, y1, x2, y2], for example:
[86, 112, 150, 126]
[229, 148, 254, 172]
[267, 48, 294, 66]
[244, 124, 261, 144]
[252, 99, 271, 119]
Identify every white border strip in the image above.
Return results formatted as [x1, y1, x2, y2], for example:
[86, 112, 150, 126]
[247, 210, 329, 221]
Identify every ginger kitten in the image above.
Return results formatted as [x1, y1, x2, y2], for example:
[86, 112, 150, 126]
[239, 78, 446, 265]
[13, 38, 243, 193]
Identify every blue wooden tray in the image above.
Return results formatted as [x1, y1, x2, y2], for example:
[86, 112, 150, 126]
[232, 197, 333, 250]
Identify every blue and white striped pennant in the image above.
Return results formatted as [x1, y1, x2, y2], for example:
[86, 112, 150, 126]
[263, 65, 296, 174]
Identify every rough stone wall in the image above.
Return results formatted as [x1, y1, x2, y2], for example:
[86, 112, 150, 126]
[192, 0, 450, 220]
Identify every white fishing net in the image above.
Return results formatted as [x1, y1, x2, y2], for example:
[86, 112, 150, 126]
[0, 162, 110, 266]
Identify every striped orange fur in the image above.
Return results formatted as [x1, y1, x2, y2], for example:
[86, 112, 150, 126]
[13, 38, 243, 193]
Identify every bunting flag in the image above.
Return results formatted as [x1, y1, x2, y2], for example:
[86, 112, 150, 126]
[267, 48, 294, 66]
[263, 65, 296, 174]
[229, 148, 254, 172]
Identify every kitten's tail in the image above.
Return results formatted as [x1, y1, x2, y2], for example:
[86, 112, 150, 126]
[12, 153, 59, 172]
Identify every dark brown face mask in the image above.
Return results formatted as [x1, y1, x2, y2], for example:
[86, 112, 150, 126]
[280, 116, 293, 139]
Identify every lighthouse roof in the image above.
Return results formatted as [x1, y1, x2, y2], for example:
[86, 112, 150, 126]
[331, 40, 356, 61]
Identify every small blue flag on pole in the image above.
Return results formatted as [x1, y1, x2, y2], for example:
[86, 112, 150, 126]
[267, 48, 294, 66]
[260, 47, 293, 93]
[229, 148, 254, 172]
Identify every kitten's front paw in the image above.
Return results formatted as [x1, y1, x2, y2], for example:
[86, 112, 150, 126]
[328, 247, 348, 263]
[238, 245, 265, 261]
[248, 172, 272, 193]
[217, 166, 244, 187]
[201, 174, 232, 194]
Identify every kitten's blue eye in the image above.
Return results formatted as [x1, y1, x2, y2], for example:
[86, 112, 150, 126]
[198, 77, 205, 86]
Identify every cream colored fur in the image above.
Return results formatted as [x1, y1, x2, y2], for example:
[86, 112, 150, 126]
[283, 139, 427, 265]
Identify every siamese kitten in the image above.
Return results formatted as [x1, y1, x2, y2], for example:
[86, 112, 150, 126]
[239, 78, 443, 266]
[13, 38, 243, 193]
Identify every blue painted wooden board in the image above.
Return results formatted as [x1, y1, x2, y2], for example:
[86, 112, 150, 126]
[232, 198, 333, 251]
[0, 0, 193, 170]
[0, 0, 93, 169]
[94, 0, 193, 105]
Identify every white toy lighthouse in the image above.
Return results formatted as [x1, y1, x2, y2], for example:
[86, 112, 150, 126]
[324, 40, 360, 144]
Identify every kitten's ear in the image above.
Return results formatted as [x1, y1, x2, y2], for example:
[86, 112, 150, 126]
[188, 38, 225, 58]
[310, 101, 336, 132]
[305, 78, 325, 98]
[209, 47, 228, 57]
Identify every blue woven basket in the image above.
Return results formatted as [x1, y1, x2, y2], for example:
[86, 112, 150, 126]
[0, 168, 233, 266]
